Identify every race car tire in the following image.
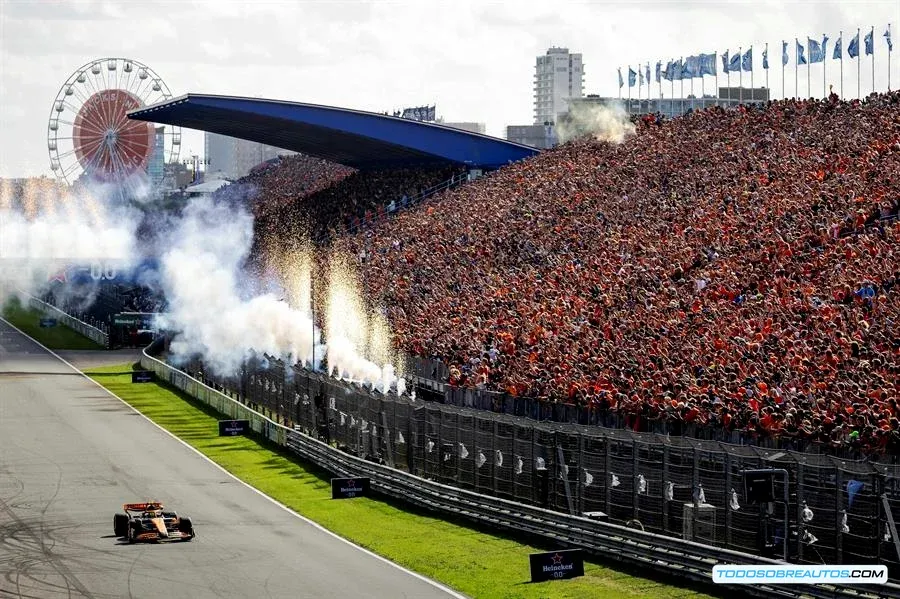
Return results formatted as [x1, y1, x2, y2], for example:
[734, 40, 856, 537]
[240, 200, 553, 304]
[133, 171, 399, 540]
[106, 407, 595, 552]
[178, 517, 194, 538]
[114, 513, 129, 538]
[127, 521, 139, 544]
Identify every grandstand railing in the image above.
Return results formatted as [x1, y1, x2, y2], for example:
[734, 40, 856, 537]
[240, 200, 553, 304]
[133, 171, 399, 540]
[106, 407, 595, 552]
[142, 340, 900, 596]
[166, 350, 900, 581]
[27, 295, 109, 347]
[402, 353, 893, 460]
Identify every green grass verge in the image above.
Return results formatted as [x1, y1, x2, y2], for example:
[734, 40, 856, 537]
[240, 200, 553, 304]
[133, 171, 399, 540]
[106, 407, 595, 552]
[86, 363, 719, 599]
[2, 297, 103, 350]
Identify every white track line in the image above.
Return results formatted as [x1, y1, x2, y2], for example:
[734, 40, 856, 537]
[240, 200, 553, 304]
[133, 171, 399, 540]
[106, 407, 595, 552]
[0, 316, 468, 599]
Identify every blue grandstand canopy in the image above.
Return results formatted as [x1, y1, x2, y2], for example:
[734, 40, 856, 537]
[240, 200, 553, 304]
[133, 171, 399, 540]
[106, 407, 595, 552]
[127, 94, 539, 170]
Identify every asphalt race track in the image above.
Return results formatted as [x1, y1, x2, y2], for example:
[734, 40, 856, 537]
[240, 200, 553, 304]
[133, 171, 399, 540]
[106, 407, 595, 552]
[0, 319, 463, 599]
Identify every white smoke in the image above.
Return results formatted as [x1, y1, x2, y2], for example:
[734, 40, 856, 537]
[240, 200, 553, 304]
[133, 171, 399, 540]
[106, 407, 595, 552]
[159, 196, 405, 393]
[556, 101, 635, 145]
[0, 180, 139, 305]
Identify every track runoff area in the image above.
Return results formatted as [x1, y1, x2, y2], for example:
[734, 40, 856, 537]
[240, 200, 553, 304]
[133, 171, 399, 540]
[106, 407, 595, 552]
[0, 317, 461, 599]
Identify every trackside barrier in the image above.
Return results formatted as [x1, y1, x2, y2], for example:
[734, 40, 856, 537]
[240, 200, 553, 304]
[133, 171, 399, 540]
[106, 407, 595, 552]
[28, 295, 109, 347]
[139, 343, 900, 599]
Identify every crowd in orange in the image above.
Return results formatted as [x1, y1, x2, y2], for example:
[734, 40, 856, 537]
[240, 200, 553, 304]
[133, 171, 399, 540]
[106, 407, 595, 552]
[334, 92, 900, 454]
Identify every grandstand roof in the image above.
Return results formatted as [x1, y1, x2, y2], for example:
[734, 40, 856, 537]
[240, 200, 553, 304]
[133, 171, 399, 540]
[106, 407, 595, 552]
[127, 94, 539, 170]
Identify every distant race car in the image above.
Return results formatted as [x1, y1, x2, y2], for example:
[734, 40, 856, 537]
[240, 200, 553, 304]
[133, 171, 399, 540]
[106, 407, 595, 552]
[113, 502, 195, 543]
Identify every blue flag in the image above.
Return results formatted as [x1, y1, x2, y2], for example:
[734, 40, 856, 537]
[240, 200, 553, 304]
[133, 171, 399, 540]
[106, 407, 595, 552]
[722, 50, 729, 73]
[848, 31, 859, 58]
[796, 40, 807, 65]
[639, 68, 644, 86]
[782, 40, 788, 65]
[887, 27, 894, 52]
[701, 53, 717, 76]
[728, 51, 741, 73]
[865, 28, 874, 55]
[833, 35, 842, 59]
[822, 35, 829, 60]
[847, 480, 864, 509]
[742, 48, 752, 71]
[618, 67, 624, 89]
[645, 64, 651, 85]
[683, 55, 699, 78]
[664, 60, 674, 81]
[808, 37, 824, 63]
[655, 61, 662, 83]
[762, 47, 769, 69]
[628, 67, 636, 87]
[672, 59, 683, 80]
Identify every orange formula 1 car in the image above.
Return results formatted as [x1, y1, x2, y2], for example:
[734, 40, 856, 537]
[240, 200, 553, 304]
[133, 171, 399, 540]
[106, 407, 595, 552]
[113, 502, 195, 543]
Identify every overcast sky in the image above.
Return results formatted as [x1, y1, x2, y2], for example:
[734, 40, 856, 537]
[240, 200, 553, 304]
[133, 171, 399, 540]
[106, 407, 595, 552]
[1, 0, 897, 178]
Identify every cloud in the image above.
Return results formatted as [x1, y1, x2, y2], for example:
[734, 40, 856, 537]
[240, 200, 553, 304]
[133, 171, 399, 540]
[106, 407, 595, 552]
[2, 0, 899, 177]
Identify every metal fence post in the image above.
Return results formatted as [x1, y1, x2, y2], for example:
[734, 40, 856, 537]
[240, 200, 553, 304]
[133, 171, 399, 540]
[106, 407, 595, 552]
[724, 449, 733, 549]
[796, 462, 805, 563]
[492, 419, 499, 495]
[577, 432, 585, 516]
[605, 440, 612, 517]
[662, 444, 670, 533]
[836, 467, 844, 563]
[632, 439, 640, 521]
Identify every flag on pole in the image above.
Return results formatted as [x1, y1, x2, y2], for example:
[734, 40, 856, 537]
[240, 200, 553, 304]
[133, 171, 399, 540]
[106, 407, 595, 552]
[848, 31, 860, 58]
[701, 53, 717, 76]
[809, 37, 824, 63]
[864, 29, 874, 55]
[834, 34, 842, 59]
[628, 67, 637, 87]
[728, 52, 741, 72]
[886, 26, 894, 52]
[645, 63, 651, 84]
[655, 61, 662, 83]
[762, 47, 769, 69]
[722, 50, 730, 73]
[782, 41, 789, 65]
[618, 67, 624, 89]
[822, 34, 829, 58]
[684, 55, 699, 78]
[797, 40, 807, 64]
[639, 68, 644, 86]
[742, 47, 753, 71]
[672, 59, 684, 80]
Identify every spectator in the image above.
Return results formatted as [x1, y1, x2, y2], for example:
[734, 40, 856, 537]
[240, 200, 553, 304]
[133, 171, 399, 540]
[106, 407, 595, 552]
[329, 91, 900, 454]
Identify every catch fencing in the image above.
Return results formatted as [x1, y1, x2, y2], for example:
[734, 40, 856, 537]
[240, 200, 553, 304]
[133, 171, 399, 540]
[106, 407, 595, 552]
[405, 355, 892, 459]
[173, 352, 900, 578]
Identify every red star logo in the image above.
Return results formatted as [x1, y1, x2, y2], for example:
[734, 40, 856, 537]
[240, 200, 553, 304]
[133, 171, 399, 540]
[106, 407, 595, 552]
[47, 267, 69, 284]
[347, 480, 355, 488]
[551, 553, 564, 565]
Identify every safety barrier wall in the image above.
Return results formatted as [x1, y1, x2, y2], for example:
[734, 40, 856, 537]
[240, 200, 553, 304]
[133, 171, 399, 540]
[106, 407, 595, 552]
[141, 342, 900, 597]
[28, 296, 109, 347]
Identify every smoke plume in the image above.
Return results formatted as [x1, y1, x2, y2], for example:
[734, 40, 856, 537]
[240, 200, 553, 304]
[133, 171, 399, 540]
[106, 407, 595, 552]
[556, 101, 635, 145]
[0, 179, 140, 305]
[158, 196, 405, 393]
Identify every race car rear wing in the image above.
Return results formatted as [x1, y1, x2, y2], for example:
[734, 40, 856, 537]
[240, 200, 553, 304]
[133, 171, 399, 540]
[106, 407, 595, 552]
[123, 502, 164, 511]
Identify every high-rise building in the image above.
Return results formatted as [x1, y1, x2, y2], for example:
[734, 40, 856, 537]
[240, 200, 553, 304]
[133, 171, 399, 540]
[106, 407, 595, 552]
[204, 132, 295, 180]
[147, 126, 166, 187]
[533, 47, 584, 125]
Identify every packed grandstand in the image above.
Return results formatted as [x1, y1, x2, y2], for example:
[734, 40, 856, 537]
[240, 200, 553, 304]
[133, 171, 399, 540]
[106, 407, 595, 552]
[215, 91, 900, 456]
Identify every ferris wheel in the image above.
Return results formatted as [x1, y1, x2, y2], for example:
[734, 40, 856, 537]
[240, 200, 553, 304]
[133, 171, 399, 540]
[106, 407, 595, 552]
[47, 57, 181, 192]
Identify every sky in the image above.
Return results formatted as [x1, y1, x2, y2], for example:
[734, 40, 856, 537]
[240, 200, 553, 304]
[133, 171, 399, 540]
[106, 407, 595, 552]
[0, 0, 898, 178]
